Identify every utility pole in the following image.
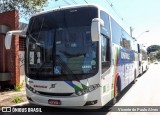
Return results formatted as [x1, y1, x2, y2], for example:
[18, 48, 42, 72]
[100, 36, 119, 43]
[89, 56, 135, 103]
[130, 26, 133, 37]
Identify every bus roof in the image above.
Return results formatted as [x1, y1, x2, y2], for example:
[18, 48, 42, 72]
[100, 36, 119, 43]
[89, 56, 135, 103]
[32, 4, 106, 17]
[30, 4, 129, 36]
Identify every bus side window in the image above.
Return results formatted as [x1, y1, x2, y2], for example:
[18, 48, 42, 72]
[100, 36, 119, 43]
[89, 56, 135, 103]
[101, 35, 111, 74]
[100, 10, 111, 37]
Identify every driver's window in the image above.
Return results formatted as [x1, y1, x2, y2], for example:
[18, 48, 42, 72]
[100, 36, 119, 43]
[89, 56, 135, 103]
[101, 35, 111, 74]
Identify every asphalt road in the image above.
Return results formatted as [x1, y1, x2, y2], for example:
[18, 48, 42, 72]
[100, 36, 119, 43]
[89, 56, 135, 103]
[2, 63, 160, 115]
[107, 63, 160, 115]
[115, 63, 160, 106]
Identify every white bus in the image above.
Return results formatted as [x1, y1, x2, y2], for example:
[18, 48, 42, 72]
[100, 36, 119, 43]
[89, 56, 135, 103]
[5, 4, 139, 108]
[138, 44, 149, 75]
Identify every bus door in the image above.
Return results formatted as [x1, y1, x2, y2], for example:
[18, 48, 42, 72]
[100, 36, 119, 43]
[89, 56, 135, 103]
[100, 34, 112, 103]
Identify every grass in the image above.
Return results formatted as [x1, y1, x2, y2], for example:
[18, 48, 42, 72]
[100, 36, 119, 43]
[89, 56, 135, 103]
[14, 81, 24, 91]
[12, 96, 24, 103]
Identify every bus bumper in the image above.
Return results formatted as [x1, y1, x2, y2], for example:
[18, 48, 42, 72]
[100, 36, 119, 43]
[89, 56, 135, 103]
[26, 88, 102, 108]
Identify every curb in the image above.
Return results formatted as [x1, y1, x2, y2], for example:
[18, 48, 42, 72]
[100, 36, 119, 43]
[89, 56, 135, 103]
[12, 101, 29, 106]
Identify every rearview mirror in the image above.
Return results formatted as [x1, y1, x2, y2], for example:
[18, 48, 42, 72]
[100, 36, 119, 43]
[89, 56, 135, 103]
[5, 30, 26, 49]
[91, 18, 104, 42]
[5, 32, 12, 49]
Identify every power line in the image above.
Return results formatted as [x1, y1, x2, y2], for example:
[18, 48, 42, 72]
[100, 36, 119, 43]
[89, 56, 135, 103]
[103, 0, 132, 33]
[84, 0, 88, 4]
[63, 0, 71, 5]
[72, 0, 77, 4]
[105, 0, 112, 6]
[104, 0, 123, 21]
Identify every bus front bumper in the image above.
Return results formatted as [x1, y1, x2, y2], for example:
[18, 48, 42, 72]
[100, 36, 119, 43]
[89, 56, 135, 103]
[26, 88, 102, 108]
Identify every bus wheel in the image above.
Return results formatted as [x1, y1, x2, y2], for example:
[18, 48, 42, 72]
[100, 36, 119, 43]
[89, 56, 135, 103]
[142, 67, 143, 74]
[112, 80, 120, 105]
[132, 70, 136, 84]
[146, 66, 148, 71]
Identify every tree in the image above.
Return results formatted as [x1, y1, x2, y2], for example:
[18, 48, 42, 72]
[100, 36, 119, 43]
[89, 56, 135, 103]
[156, 50, 160, 59]
[0, 0, 51, 18]
[147, 45, 160, 54]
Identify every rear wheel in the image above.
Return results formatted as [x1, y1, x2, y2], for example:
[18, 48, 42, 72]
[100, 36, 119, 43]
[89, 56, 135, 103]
[142, 67, 143, 73]
[112, 79, 120, 105]
[132, 70, 136, 84]
[146, 66, 148, 71]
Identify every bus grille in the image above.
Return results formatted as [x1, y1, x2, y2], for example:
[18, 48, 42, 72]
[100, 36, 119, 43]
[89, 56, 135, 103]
[38, 91, 74, 96]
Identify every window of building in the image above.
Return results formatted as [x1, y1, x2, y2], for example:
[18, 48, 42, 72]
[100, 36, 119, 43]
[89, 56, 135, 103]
[19, 37, 26, 51]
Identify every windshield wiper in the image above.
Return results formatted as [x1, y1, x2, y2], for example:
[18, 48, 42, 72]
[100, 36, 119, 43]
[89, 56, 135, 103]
[28, 34, 44, 47]
[28, 34, 37, 42]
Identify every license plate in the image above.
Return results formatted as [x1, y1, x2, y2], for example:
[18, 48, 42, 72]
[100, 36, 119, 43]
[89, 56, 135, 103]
[48, 99, 61, 105]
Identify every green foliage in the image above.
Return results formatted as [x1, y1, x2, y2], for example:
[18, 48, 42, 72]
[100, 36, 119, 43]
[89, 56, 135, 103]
[147, 45, 160, 53]
[12, 96, 23, 103]
[14, 82, 24, 92]
[0, 0, 52, 18]
[156, 50, 160, 59]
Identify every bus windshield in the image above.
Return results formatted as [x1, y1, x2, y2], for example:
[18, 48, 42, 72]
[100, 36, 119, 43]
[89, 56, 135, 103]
[26, 7, 98, 81]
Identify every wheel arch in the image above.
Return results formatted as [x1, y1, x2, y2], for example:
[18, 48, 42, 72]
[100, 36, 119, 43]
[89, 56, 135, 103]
[114, 73, 121, 97]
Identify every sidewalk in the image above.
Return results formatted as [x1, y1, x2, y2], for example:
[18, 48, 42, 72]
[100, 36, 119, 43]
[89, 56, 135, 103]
[0, 86, 29, 107]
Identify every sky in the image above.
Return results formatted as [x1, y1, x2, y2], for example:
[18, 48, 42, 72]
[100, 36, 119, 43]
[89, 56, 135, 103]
[20, 0, 160, 47]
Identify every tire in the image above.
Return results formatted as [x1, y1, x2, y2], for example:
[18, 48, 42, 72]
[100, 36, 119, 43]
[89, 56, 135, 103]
[142, 67, 143, 74]
[146, 66, 148, 71]
[132, 70, 136, 84]
[112, 78, 121, 105]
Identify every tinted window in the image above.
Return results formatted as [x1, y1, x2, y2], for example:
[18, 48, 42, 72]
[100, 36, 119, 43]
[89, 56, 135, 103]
[111, 18, 122, 45]
[121, 30, 131, 49]
[100, 11, 111, 37]
[26, 7, 99, 81]
[27, 7, 98, 34]
[101, 34, 111, 74]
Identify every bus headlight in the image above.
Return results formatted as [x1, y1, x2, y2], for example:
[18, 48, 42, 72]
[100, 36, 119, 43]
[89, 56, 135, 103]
[76, 84, 100, 96]
[26, 84, 39, 94]
[88, 85, 95, 92]
[77, 91, 83, 96]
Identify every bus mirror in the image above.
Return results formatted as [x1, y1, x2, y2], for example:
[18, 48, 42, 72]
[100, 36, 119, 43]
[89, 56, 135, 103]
[5, 30, 26, 49]
[5, 32, 12, 49]
[91, 18, 104, 41]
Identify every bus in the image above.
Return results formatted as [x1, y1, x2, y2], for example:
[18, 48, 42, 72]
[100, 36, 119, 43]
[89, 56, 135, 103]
[5, 4, 139, 108]
[138, 44, 149, 75]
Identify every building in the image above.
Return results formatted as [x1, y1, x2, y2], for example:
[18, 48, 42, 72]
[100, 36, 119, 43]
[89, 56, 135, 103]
[0, 10, 27, 88]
